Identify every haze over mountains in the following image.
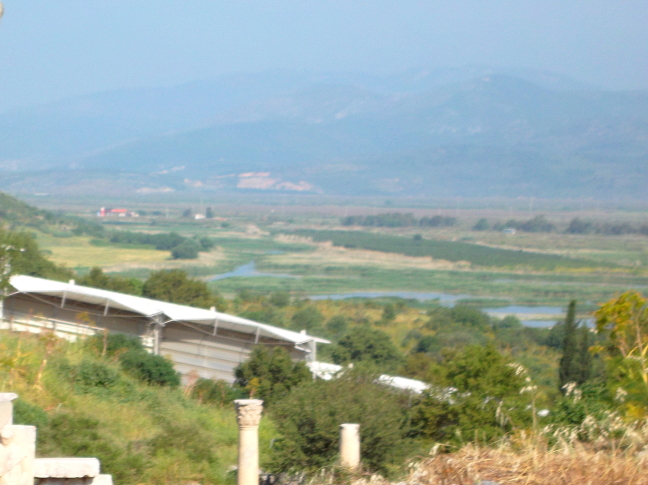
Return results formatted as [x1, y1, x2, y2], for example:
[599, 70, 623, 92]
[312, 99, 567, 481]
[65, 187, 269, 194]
[2, 67, 647, 200]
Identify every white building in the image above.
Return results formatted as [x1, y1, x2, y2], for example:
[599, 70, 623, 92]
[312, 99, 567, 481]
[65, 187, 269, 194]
[2, 275, 329, 383]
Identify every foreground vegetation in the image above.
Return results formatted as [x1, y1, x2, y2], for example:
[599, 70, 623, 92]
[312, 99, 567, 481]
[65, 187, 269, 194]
[2, 331, 250, 484]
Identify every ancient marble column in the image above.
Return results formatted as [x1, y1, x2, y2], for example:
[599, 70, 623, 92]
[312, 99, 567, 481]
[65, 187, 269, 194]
[0, 393, 35, 485]
[234, 399, 263, 485]
[339, 423, 360, 470]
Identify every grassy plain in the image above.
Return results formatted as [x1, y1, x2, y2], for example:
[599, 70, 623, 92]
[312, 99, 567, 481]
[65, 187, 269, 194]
[24, 202, 648, 312]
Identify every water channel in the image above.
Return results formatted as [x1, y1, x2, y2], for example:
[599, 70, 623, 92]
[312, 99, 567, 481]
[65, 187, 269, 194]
[209, 262, 566, 327]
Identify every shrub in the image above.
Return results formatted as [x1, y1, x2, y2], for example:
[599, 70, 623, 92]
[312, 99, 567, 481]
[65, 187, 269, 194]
[331, 326, 404, 373]
[75, 360, 120, 388]
[191, 378, 245, 406]
[119, 349, 180, 387]
[143, 269, 226, 310]
[473, 218, 489, 231]
[269, 291, 290, 308]
[234, 346, 311, 406]
[171, 240, 200, 259]
[13, 399, 49, 429]
[291, 306, 325, 333]
[38, 413, 147, 484]
[268, 371, 416, 474]
[411, 344, 529, 444]
[148, 422, 218, 464]
[325, 315, 349, 340]
[87, 333, 145, 358]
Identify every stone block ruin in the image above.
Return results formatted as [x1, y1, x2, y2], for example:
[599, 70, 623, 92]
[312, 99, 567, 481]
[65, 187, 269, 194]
[0, 393, 113, 485]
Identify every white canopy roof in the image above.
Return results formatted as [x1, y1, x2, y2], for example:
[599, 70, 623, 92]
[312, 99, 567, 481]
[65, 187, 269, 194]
[9, 275, 329, 346]
[307, 361, 430, 393]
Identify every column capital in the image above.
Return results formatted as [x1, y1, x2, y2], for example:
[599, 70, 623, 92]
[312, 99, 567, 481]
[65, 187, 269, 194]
[234, 399, 263, 427]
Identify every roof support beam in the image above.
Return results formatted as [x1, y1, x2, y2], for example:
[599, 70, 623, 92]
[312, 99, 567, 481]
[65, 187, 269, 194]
[103, 300, 110, 316]
[213, 319, 218, 336]
[60, 291, 66, 308]
[254, 326, 260, 344]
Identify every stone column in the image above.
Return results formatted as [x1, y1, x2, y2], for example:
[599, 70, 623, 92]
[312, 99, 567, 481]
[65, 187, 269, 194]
[0, 393, 35, 485]
[234, 399, 263, 485]
[339, 423, 360, 470]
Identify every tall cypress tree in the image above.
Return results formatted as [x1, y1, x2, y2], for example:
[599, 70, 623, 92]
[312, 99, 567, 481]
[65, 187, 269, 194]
[559, 300, 578, 391]
[575, 324, 592, 385]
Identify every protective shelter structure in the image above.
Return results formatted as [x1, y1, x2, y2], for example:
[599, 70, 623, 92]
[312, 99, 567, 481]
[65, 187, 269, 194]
[1, 275, 329, 383]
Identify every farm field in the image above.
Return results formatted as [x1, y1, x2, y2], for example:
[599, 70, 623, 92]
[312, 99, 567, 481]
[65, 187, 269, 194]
[24, 202, 648, 316]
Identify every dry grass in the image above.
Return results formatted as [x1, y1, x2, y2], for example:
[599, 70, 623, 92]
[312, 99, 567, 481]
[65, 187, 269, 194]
[403, 444, 648, 485]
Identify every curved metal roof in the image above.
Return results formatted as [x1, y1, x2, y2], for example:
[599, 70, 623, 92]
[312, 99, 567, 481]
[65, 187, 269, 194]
[9, 275, 330, 346]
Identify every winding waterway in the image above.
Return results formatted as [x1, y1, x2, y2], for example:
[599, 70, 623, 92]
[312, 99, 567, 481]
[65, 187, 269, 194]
[209, 262, 566, 327]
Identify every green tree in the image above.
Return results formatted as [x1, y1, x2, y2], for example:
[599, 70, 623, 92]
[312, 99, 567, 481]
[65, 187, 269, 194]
[594, 292, 648, 413]
[291, 305, 324, 333]
[412, 344, 529, 444]
[170, 240, 200, 259]
[559, 300, 579, 390]
[331, 326, 404, 373]
[234, 346, 311, 406]
[0, 229, 73, 288]
[77, 267, 142, 295]
[142, 270, 226, 310]
[575, 324, 593, 385]
[472, 218, 489, 231]
[268, 370, 414, 474]
[205, 207, 215, 219]
[381, 303, 397, 323]
[269, 291, 290, 308]
[324, 315, 348, 340]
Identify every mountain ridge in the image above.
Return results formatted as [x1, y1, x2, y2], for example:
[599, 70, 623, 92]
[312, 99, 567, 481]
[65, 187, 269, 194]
[1, 69, 646, 199]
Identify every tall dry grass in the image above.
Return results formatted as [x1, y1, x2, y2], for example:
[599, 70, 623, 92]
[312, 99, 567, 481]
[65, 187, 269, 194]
[404, 444, 648, 485]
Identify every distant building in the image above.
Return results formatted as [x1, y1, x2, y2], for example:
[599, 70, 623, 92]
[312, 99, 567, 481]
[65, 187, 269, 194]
[97, 207, 138, 218]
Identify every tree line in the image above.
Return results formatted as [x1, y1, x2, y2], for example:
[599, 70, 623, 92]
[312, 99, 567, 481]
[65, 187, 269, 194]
[341, 213, 457, 228]
[105, 230, 214, 259]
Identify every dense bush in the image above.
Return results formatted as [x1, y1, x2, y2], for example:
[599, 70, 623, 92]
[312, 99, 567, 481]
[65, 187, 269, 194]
[234, 346, 312, 406]
[119, 349, 180, 387]
[324, 315, 349, 340]
[268, 371, 418, 474]
[472, 218, 489, 231]
[412, 344, 530, 444]
[142, 269, 226, 310]
[191, 378, 245, 406]
[75, 360, 120, 388]
[171, 239, 200, 259]
[331, 326, 404, 373]
[77, 267, 142, 295]
[291, 305, 325, 333]
[37, 413, 147, 484]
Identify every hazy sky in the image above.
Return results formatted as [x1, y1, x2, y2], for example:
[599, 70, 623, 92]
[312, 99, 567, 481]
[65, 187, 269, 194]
[0, 0, 647, 111]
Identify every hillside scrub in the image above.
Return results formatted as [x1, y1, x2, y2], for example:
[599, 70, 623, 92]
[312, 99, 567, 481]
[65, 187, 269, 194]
[0, 330, 275, 485]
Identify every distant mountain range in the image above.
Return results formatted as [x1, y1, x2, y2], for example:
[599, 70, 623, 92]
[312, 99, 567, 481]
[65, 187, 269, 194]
[1, 67, 647, 199]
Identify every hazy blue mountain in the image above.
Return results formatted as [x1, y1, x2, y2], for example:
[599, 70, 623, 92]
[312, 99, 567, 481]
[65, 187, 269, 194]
[0, 69, 646, 199]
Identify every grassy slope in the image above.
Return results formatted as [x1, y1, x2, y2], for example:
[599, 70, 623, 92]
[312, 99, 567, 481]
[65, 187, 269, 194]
[0, 191, 50, 227]
[0, 331, 275, 485]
